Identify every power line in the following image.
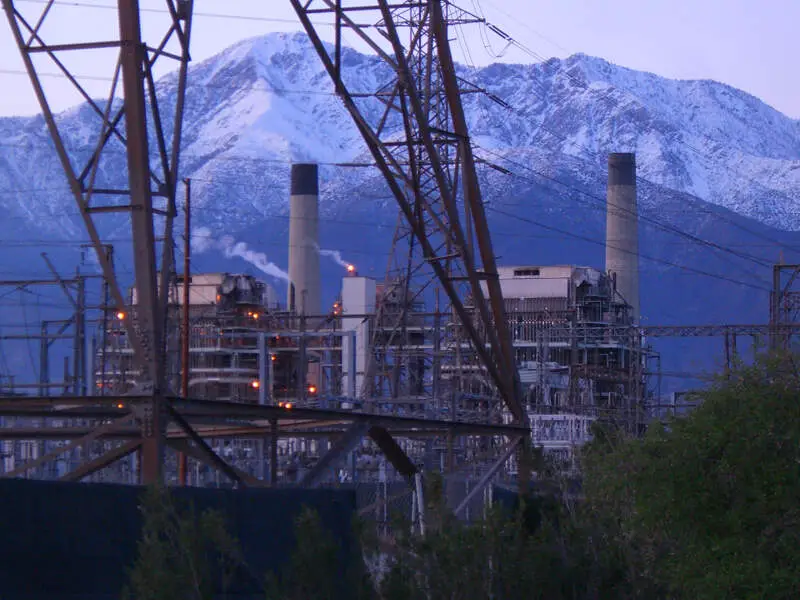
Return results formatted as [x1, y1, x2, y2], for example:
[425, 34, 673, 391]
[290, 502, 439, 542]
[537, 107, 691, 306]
[0, 6, 785, 293]
[471, 2, 800, 239]
[479, 162, 773, 287]
[14, 0, 313, 25]
[476, 145, 775, 271]
[485, 205, 771, 293]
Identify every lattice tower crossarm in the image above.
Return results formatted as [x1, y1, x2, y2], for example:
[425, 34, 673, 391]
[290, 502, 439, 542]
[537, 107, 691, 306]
[289, 0, 525, 423]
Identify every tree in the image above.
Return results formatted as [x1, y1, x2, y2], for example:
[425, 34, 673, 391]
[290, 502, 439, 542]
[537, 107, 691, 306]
[582, 353, 800, 599]
[122, 486, 242, 600]
[265, 506, 353, 600]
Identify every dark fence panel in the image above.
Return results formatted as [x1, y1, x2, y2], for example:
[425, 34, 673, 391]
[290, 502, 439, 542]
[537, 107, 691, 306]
[0, 478, 356, 600]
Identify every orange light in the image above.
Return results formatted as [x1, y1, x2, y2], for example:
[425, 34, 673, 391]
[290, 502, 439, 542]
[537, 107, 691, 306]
[308, 385, 317, 394]
[270, 354, 277, 361]
[216, 294, 221, 302]
[284, 402, 293, 410]
[252, 313, 259, 320]
[116, 402, 124, 409]
[278, 401, 285, 408]
[346, 264, 355, 273]
[116, 311, 126, 320]
[251, 380, 260, 389]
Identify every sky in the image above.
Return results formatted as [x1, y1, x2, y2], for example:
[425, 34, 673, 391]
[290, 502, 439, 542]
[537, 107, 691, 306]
[0, 0, 798, 118]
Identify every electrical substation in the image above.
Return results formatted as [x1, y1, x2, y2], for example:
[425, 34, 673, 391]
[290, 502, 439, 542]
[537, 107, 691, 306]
[1, 0, 800, 542]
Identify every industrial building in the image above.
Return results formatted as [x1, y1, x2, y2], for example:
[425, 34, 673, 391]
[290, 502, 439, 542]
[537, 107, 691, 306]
[1, 155, 650, 485]
[0, 155, 653, 484]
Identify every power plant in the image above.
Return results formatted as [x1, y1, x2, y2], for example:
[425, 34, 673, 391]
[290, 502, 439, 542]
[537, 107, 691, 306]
[1, 0, 796, 527]
[0, 157, 650, 484]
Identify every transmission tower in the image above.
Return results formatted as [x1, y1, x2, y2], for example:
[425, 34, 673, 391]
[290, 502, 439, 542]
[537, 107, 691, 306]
[2, 0, 195, 482]
[290, 0, 526, 424]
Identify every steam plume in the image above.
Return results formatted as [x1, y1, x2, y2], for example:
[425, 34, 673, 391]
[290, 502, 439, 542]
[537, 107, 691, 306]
[316, 244, 352, 269]
[220, 236, 290, 281]
[191, 227, 289, 281]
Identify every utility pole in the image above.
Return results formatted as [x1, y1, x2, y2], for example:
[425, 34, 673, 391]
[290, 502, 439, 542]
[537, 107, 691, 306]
[178, 178, 191, 486]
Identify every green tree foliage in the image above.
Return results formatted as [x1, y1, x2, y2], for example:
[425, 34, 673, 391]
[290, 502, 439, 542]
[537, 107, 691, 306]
[582, 354, 800, 599]
[122, 486, 243, 600]
[265, 506, 364, 600]
[123, 355, 800, 599]
[372, 472, 588, 600]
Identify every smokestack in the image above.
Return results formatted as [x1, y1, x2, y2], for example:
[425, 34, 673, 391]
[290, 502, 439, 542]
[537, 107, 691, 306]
[606, 153, 639, 322]
[288, 163, 321, 315]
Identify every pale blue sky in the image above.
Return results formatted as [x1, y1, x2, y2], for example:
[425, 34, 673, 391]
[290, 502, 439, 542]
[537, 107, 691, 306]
[0, 0, 797, 117]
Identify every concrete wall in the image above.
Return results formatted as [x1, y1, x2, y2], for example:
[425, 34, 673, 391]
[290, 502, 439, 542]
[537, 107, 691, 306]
[483, 265, 601, 299]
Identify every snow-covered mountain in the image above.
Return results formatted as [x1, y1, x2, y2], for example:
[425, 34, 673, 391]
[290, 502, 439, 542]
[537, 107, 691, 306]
[3, 31, 800, 235]
[1, 31, 800, 386]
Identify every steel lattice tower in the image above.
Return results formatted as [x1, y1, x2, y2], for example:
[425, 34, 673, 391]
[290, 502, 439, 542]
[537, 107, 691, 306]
[290, 0, 526, 424]
[1, 0, 195, 482]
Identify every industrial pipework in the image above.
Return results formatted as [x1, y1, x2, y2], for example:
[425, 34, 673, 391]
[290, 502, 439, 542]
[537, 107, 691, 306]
[287, 163, 321, 315]
[605, 153, 640, 323]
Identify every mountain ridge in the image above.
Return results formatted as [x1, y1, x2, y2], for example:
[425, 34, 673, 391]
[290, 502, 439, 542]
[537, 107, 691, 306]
[0, 31, 799, 389]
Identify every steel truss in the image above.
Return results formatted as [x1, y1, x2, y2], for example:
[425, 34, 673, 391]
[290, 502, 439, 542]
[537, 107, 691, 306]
[770, 264, 800, 350]
[0, 271, 91, 396]
[0, 394, 526, 484]
[3, 0, 514, 490]
[289, 0, 524, 423]
[1, 0, 195, 482]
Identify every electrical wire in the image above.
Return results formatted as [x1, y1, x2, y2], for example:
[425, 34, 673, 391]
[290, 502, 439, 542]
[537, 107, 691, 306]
[485, 205, 771, 293]
[18, 292, 40, 381]
[476, 144, 775, 270]
[14, 0, 321, 25]
[469, 1, 800, 246]
[0, 1, 789, 296]
[475, 152, 774, 287]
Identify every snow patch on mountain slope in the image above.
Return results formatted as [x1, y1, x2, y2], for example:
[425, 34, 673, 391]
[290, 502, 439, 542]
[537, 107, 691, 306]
[1, 31, 799, 234]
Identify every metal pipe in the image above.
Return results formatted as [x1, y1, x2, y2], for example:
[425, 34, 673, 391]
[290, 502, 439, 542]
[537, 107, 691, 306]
[178, 177, 191, 485]
[258, 333, 267, 405]
[270, 418, 278, 486]
[39, 322, 49, 397]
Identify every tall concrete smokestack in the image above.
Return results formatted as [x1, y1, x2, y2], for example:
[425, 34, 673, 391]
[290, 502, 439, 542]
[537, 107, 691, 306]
[288, 163, 321, 315]
[606, 153, 639, 322]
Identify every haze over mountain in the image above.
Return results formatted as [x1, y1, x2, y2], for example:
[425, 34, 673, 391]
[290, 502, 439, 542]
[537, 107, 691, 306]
[1, 31, 798, 388]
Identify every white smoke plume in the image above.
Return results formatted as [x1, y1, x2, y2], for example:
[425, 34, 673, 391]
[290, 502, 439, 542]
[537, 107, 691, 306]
[190, 227, 290, 281]
[219, 236, 290, 281]
[190, 226, 215, 254]
[316, 245, 352, 269]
